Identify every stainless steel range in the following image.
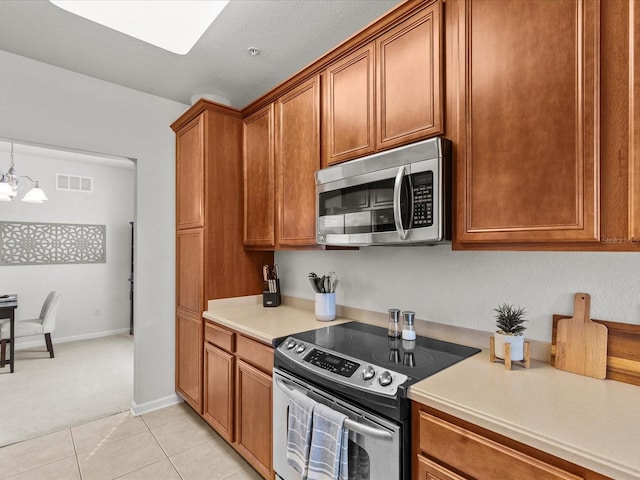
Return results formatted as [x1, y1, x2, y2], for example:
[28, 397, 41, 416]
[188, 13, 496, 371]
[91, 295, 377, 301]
[273, 321, 480, 480]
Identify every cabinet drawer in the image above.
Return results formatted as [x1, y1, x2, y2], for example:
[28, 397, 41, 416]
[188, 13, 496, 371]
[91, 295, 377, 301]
[236, 335, 273, 375]
[418, 411, 583, 480]
[204, 322, 234, 353]
[417, 454, 466, 480]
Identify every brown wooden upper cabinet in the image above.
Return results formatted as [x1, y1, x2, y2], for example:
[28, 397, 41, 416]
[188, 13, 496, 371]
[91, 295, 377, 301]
[322, 1, 443, 167]
[454, 0, 600, 244]
[323, 44, 376, 166]
[176, 115, 205, 229]
[244, 76, 321, 249]
[243, 104, 275, 249]
[276, 75, 321, 247]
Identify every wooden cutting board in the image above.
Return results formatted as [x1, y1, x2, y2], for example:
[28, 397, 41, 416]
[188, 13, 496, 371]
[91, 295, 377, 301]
[551, 315, 640, 386]
[554, 293, 608, 379]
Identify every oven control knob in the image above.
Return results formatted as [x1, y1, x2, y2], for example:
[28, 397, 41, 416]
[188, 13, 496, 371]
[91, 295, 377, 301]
[295, 344, 306, 354]
[285, 339, 296, 350]
[362, 366, 376, 381]
[378, 371, 393, 387]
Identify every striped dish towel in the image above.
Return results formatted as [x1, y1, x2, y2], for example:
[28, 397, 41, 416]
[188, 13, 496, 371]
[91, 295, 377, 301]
[287, 389, 316, 479]
[307, 403, 349, 480]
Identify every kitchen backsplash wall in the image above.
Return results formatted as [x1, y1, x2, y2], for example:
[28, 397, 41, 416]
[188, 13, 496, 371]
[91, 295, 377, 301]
[276, 247, 640, 343]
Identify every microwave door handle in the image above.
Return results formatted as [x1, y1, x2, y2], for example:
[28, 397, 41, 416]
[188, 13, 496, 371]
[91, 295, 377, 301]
[393, 166, 408, 240]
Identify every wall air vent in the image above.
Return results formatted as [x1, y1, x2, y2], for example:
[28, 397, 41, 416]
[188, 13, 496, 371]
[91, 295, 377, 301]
[56, 173, 93, 193]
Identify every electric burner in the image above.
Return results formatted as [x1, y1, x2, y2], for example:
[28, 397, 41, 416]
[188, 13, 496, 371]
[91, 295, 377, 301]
[274, 321, 479, 423]
[276, 321, 479, 384]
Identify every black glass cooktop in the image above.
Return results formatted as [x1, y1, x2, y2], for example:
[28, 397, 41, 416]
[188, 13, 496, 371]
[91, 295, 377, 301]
[285, 321, 480, 382]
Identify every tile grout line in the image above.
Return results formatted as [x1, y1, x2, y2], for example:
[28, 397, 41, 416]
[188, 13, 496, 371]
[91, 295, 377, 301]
[140, 414, 186, 480]
[68, 426, 84, 479]
[0, 428, 79, 480]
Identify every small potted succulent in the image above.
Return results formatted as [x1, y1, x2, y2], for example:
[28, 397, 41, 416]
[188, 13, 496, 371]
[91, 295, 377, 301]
[494, 303, 527, 361]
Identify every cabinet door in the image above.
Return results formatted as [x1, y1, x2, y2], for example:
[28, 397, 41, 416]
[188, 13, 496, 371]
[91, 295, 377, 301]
[417, 455, 466, 480]
[276, 75, 321, 247]
[455, 0, 599, 244]
[630, 2, 640, 240]
[376, 2, 443, 151]
[235, 359, 272, 479]
[323, 44, 375, 166]
[176, 228, 203, 315]
[243, 104, 276, 249]
[176, 114, 205, 229]
[203, 342, 234, 442]
[176, 312, 203, 413]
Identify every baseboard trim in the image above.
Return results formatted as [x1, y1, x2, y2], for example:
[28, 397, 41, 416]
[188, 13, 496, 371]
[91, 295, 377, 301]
[130, 394, 183, 416]
[13, 328, 131, 350]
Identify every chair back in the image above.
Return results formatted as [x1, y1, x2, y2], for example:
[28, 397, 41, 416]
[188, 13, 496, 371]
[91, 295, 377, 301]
[42, 292, 61, 333]
[39, 291, 57, 320]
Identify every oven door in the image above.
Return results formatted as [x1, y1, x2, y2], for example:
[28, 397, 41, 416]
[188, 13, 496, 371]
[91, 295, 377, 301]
[273, 368, 402, 480]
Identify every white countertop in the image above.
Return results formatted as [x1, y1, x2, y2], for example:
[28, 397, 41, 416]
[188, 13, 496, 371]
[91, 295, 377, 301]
[204, 296, 640, 480]
[203, 295, 350, 346]
[409, 351, 640, 480]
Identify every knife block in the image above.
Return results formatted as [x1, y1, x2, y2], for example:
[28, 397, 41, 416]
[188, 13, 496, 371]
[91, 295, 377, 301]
[490, 336, 530, 370]
[263, 279, 281, 307]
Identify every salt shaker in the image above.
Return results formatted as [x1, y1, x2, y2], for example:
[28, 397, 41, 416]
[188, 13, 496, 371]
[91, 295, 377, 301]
[388, 308, 401, 338]
[402, 311, 416, 340]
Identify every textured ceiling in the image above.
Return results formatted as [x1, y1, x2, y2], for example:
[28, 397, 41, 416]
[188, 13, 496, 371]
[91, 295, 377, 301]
[0, 0, 403, 109]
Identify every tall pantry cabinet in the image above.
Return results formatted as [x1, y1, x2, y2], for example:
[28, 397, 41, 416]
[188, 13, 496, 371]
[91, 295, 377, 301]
[172, 100, 272, 413]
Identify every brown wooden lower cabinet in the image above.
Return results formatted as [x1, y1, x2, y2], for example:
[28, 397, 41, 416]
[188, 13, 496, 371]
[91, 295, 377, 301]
[175, 312, 203, 413]
[412, 403, 611, 480]
[203, 341, 234, 442]
[235, 359, 273, 478]
[201, 321, 274, 480]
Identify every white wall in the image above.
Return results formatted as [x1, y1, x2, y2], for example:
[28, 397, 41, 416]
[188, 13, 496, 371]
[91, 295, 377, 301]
[0, 50, 187, 408]
[276, 246, 640, 343]
[0, 150, 134, 341]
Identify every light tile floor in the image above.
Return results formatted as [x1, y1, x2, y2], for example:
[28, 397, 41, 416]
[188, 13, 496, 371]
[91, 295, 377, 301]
[0, 403, 263, 480]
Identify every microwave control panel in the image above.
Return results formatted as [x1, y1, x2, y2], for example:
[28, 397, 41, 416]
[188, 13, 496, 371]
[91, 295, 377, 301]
[412, 171, 433, 227]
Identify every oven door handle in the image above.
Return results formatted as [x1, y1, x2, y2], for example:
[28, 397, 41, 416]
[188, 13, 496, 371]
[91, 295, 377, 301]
[275, 377, 394, 440]
[393, 165, 409, 240]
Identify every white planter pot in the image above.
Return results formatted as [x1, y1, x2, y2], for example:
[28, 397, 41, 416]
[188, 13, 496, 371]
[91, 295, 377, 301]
[494, 332, 525, 361]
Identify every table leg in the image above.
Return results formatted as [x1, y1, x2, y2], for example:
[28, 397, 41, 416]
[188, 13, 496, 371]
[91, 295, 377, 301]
[9, 312, 14, 373]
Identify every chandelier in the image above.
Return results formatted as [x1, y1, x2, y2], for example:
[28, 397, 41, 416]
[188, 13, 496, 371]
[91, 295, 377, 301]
[0, 141, 48, 203]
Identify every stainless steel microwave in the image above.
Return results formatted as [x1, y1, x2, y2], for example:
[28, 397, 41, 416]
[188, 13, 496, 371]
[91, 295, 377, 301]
[315, 137, 451, 246]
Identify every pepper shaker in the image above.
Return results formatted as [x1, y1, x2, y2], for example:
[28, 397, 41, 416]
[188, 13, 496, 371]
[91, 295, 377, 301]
[387, 308, 401, 338]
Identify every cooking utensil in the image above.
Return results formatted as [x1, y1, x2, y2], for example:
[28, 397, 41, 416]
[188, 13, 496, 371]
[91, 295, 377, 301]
[308, 277, 320, 293]
[555, 293, 608, 379]
[328, 271, 337, 293]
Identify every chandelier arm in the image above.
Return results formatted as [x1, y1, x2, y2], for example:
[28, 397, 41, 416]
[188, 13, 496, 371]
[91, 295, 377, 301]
[17, 175, 39, 185]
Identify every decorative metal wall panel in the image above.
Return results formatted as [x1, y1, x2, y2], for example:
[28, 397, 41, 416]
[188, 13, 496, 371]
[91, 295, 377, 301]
[0, 221, 106, 265]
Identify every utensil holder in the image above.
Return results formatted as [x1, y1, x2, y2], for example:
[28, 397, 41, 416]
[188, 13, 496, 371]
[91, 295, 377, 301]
[315, 292, 336, 321]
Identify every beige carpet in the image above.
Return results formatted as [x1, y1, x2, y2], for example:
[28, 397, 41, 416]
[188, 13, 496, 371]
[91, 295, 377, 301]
[0, 334, 133, 447]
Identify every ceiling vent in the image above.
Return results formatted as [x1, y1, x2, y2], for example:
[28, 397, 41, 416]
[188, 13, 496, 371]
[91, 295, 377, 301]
[56, 173, 93, 193]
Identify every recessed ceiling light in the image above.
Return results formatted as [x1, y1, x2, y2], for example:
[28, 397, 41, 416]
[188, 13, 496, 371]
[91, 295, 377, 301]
[49, 0, 230, 55]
